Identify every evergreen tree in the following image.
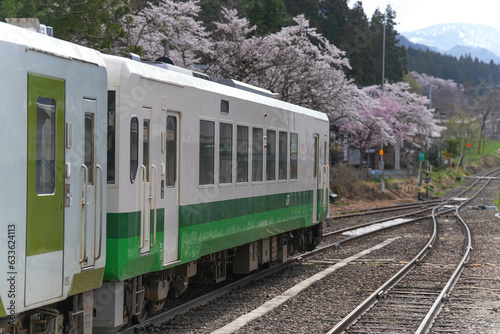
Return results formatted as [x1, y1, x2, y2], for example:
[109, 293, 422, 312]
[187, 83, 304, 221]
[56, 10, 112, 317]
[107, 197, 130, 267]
[245, 0, 291, 35]
[370, 6, 406, 85]
[0, 0, 130, 51]
[340, 1, 376, 86]
[197, 0, 246, 30]
[318, 0, 349, 47]
[282, 0, 320, 29]
[0, 0, 44, 19]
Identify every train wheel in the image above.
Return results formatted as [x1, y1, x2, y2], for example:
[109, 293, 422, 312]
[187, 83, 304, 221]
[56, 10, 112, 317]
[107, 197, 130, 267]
[133, 305, 148, 324]
[147, 300, 166, 314]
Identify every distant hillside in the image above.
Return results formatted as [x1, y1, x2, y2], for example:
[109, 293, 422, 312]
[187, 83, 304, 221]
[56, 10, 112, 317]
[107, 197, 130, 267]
[397, 35, 438, 53]
[405, 46, 500, 86]
[401, 23, 500, 64]
[447, 45, 500, 64]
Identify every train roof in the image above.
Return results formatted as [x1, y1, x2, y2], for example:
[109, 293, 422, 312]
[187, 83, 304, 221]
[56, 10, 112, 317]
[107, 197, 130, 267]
[103, 54, 328, 122]
[0, 20, 327, 123]
[0, 21, 105, 67]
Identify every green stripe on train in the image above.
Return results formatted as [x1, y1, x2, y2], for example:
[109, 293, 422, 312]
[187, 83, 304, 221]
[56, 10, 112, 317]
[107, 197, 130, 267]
[184, 206, 312, 259]
[107, 209, 165, 239]
[107, 191, 312, 239]
[104, 191, 318, 281]
[104, 232, 165, 281]
[105, 205, 313, 280]
[179, 190, 313, 228]
[0, 295, 5, 317]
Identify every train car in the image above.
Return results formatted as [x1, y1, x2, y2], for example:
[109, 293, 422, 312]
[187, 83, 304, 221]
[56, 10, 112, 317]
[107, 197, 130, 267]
[0, 20, 329, 333]
[0, 22, 107, 333]
[93, 54, 330, 332]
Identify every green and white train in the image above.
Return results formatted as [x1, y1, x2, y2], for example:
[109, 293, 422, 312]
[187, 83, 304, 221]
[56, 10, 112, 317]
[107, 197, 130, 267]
[0, 21, 329, 333]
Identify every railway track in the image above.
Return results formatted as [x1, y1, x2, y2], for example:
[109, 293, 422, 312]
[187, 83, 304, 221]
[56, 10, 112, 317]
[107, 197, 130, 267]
[327, 168, 500, 334]
[119, 170, 499, 333]
[331, 199, 445, 218]
[120, 194, 447, 333]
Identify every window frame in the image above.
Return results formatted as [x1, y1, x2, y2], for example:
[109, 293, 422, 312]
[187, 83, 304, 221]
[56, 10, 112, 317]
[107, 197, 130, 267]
[219, 122, 233, 184]
[199, 119, 216, 186]
[278, 131, 288, 181]
[290, 133, 298, 180]
[252, 127, 264, 183]
[84, 112, 95, 185]
[266, 129, 276, 181]
[107, 90, 116, 185]
[130, 116, 139, 184]
[236, 124, 249, 184]
[143, 118, 150, 182]
[166, 115, 177, 187]
[35, 96, 57, 195]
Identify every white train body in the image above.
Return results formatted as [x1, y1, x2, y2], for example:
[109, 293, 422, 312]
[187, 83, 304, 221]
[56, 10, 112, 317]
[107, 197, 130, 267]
[102, 53, 329, 277]
[0, 22, 107, 331]
[0, 20, 329, 334]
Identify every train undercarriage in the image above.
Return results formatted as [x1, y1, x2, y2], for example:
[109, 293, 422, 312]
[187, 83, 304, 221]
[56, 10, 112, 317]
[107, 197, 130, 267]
[93, 224, 322, 333]
[0, 225, 321, 334]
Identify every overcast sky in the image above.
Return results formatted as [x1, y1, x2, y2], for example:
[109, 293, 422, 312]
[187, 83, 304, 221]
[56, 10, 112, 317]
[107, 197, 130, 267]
[352, 0, 500, 32]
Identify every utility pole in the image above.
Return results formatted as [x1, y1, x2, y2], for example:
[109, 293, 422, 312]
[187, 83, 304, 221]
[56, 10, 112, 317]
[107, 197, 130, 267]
[428, 83, 432, 109]
[380, 19, 386, 193]
[382, 21, 386, 91]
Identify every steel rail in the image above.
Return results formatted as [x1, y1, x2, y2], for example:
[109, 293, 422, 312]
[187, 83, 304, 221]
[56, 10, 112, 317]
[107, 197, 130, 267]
[327, 168, 500, 334]
[326, 212, 440, 334]
[331, 199, 444, 218]
[125, 168, 500, 334]
[120, 207, 442, 333]
[415, 170, 498, 334]
[324, 204, 441, 238]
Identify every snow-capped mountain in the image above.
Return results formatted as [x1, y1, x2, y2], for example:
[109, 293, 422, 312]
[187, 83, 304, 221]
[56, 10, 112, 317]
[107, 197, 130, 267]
[401, 23, 500, 63]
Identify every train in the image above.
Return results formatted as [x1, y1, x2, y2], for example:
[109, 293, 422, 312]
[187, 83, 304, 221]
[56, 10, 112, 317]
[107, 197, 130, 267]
[0, 21, 330, 333]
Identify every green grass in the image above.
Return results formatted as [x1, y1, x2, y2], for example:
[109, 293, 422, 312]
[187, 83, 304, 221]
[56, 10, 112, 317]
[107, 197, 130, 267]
[428, 140, 500, 197]
[331, 140, 500, 203]
[462, 140, 500, 164]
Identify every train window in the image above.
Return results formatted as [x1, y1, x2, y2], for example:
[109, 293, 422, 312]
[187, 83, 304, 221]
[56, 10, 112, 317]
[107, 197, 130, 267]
[279, 131, 287, 180]
[219, 122, 233, 184]
[143, 119, 150, 182]
[221, 99, 229, 114]
[290, 133, 298, 179]
[35, 97, 56, 195]
[314, 136, 318, 178]
[84, 113, 95, 185]
[199, 120, 215, 185]
[130, 117, 139, 183]
[237, 125, 249, 182]
[107, 91, 116, 184]
[252, 128, 263, 182]
[166, 116, 177, 186]
[324, 142, 328, 165]
[266, 130, 276, 181]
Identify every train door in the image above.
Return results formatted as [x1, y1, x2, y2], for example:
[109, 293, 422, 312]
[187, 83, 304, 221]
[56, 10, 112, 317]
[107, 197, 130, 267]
[163, 113, 179, 265]
[80, 99, 104, 269]
[137, 107, 156, 255]
[25, 74, 65, 306]
[313, 134, 319, 222]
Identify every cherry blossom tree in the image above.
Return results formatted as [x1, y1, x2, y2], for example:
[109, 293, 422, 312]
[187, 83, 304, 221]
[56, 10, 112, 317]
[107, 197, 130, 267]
[118, 0, 211, 67]
[208, 8, 266, 82]
[338, 99, 394, 168]
[208, 9, 362, 122]
[110, 4, 444, 171]
[410, 71, 463, 115]
[364, 82, 445, 149]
